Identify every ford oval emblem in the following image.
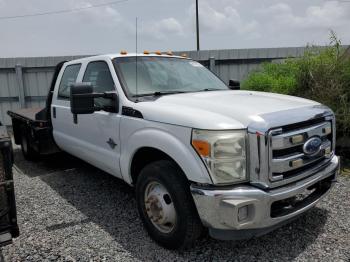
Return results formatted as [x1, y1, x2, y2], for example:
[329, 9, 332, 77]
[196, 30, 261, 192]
[303, 137, 322, 155]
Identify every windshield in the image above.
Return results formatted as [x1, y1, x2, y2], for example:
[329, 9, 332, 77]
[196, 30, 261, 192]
[113, 57, 228, 97]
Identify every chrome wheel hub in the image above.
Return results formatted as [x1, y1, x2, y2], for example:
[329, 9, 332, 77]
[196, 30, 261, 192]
[144, 181, 176, 233]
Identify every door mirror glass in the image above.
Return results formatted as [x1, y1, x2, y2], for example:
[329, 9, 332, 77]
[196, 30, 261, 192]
[70, 83, 119, 114]
[229, 79, 240, 90]
[70, 83, 95, 114]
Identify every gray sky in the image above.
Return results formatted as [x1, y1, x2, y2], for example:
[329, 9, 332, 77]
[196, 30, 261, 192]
[0, 0, 349, 57]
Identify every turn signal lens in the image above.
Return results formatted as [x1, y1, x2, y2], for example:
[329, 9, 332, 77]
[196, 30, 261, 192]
[192, 140, 210, 157]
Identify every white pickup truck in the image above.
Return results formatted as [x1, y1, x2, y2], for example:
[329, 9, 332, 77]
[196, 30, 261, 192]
[8, 53, 339, 249]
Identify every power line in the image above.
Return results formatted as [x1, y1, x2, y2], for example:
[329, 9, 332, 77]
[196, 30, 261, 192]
[325, 0, 350, 2]
[0, 0, 130, 20]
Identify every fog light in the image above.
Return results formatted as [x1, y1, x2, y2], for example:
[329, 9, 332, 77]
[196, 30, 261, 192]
[238, 206, 249, 222]
[325, 147, 332, 157]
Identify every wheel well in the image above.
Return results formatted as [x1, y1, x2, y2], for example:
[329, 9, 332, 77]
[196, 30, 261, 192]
[130, 147, 174, 184]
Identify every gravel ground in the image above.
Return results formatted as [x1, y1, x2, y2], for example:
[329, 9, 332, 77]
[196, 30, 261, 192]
[1, 150, 349, 261]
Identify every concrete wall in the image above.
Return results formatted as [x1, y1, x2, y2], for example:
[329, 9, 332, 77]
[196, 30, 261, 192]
[0, 47, 308, 125]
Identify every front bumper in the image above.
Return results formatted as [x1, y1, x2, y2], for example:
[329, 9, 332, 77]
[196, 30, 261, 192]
[190, 155, 339, 240]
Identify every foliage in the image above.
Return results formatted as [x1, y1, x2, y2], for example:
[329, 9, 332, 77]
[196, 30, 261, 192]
[242, 31, 350, 139]
[242, 61, 299, 95]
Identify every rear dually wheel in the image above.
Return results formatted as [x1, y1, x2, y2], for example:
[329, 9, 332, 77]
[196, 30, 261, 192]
[20, 130, 39, 161]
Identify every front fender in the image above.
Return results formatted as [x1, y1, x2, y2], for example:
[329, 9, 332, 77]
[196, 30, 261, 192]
[120, 126, 212, 185]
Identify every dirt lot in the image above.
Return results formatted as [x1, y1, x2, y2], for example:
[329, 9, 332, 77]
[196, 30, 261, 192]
[1, 150, 350, 261]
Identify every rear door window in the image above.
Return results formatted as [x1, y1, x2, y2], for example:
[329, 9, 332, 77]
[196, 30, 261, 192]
[57, 64, 81, 99]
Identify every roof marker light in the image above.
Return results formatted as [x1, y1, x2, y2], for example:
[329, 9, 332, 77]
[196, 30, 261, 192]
[143, 50, 150, 55]
[155, 51, 162, 55]
[166, 51, 173, 56]
[120, 50, 127, 55]
[181, 53, 188, 58]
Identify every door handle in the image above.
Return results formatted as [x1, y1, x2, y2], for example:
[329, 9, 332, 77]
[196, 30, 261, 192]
[52, 107, 56, 118]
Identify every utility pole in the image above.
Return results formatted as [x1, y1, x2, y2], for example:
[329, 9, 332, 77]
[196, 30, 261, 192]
[196, 0, 200, 51]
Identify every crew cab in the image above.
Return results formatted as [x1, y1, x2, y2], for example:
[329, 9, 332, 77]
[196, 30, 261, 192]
[7, 53, 339, 249]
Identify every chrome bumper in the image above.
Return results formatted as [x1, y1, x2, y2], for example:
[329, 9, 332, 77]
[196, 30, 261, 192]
[191, 156, 339, 240]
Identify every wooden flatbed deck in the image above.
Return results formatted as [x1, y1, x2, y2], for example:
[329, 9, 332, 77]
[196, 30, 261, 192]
[7, 108, 44, 123]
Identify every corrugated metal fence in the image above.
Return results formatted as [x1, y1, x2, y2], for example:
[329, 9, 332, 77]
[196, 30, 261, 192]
[0, 47, 308, 125]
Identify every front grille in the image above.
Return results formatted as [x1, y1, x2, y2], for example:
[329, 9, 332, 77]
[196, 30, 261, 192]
[268, 118, 334, 184]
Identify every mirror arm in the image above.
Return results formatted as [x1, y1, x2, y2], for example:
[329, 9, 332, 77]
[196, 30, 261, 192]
[73, 92, 117, 100]
[103, 92, 118, 100]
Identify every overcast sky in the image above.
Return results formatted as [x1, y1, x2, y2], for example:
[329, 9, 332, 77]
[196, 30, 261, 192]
[0, 0, 349, 57]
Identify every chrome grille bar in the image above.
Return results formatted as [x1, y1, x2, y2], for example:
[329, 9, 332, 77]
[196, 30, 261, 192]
[271, 122, 332, 149]
[268, 119, 334, 184]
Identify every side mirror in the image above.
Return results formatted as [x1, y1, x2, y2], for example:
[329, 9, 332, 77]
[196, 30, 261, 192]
[70, 83, 119, 115]
[229, 79, 240, 90]
[70, 83, 95, 114]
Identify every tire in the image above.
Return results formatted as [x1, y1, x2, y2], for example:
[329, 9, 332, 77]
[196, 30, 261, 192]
[20, 131, 39, 161]
[136, 160, 203, 249]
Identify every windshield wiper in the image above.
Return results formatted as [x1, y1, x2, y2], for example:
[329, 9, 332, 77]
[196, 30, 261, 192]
[132, 91, 187, 97]
[199, 88, 225, 92]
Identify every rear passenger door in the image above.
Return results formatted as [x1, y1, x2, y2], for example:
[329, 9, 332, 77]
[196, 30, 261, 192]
[52, 60, 122, 178]
[51, 63, 82, 153]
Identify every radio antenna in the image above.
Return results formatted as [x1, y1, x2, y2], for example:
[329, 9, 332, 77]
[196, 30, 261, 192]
[135, 17, 139, 102]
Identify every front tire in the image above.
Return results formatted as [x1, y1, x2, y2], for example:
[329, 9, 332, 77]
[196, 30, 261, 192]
[136, 160, 203, 249]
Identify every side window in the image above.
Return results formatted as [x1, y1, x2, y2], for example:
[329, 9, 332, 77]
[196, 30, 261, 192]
[57, 64, 81, 99]
[82, 61, 115, 108]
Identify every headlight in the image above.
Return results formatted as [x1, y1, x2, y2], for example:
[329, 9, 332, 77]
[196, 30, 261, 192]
[191, 129, 247, 185]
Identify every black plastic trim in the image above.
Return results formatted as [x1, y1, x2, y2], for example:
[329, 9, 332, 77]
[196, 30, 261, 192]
[121, 106, 143, 118]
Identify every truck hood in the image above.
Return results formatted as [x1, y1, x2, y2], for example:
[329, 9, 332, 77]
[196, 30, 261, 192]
[133, 90, 332, 131]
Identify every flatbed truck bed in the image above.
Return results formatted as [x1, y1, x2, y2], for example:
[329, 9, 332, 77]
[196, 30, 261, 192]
[7, 108, 44, 123]
[7, 61, 66, 159]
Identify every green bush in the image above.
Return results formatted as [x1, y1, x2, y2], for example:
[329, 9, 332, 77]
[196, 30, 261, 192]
[242, 32, 350, 141]
[242, 61, 299, 95]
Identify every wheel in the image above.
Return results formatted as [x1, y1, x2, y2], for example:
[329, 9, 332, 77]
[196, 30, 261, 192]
[20, 131, 39, 161]
[136, 160, 203, 249]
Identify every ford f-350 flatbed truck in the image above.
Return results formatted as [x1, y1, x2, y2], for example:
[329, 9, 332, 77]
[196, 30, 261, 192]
[7, 53, 339, 249]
